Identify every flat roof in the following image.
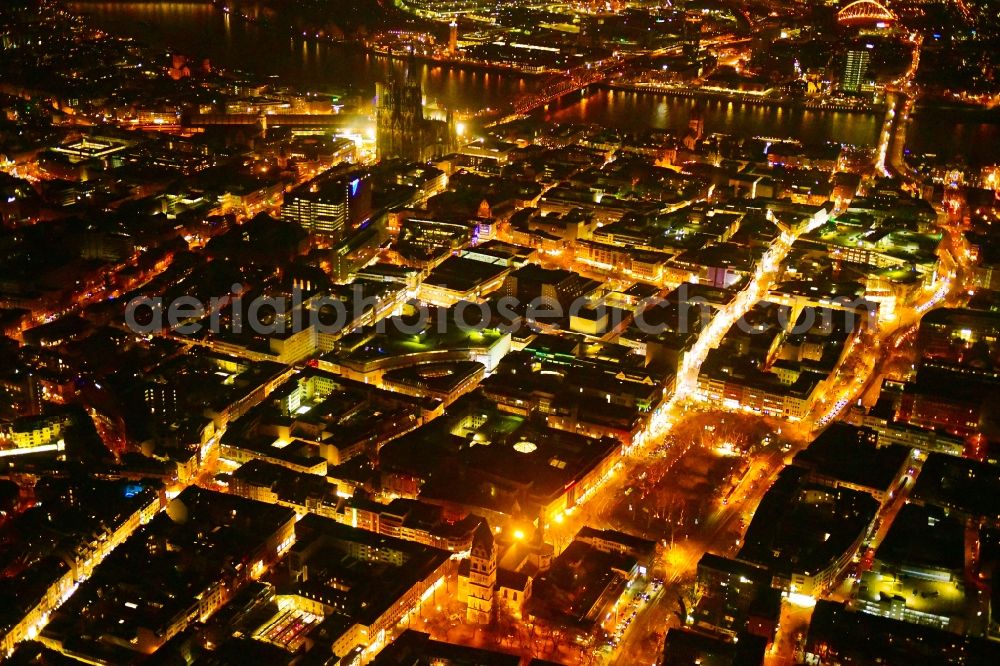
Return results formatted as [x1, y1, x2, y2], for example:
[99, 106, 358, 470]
[806, 600, 1000, 665]
[738, 466, 879, 578]
[911, 453, 1000, 520]
[422, 255, 510, 292]
[575, 526, 657, 555]
[876, 503, 965, 573]
[373, 630, 521, 666]
[661, 628, 767, 666]
[380, 395, 618, 515]
[793, 424, 911, 493]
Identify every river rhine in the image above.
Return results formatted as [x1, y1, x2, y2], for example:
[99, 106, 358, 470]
[70, 1, 999, 166]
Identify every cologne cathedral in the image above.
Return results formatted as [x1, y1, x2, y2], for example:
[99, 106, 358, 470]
[375, 61, 455, 163]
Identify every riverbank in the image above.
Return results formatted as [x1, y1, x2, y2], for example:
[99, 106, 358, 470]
[911, 102, 1000, 119]
[605, 82, 884, 115]
[369, 46, 554, 77]
[66, 0, 1000, 162]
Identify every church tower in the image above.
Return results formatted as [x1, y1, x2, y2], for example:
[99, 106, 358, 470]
[466, 522, 497, 624]
[375, 52, 453, 162]
[376, 54, 425, 162]
[448, 20, 458, 56]
[683, 105, 705, 151]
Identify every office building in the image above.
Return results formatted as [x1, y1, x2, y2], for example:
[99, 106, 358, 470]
[281, 170, 372, 242]
[842, 48, 871, 94]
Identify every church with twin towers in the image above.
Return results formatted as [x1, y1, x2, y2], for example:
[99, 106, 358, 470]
[375, 54, 455, 163]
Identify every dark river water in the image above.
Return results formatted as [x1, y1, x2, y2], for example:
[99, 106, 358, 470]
[70, 1, 999, 165]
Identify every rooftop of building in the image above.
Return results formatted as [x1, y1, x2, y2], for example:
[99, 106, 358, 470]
[529, 538, 638, 630]
[379, 394, 619, 516]
[792, 424, 912, 494]
[737, 466, 880, 578]
[231, 458, 335, 500]
[222, 366, 429, 459]
[574, 526, 657, 556]
[806, 221, 942, 264]
[422, 254, 511, 293]
[697, 553, 771, 584]
[140, 348, 287, 415]
[911, 453, 1000, 521]
[0, 477, 163, 636]
[919, 306, 1000, 331]
[806, 600, 1000, 666]
[373, 630, 522, 666]
[482, 349, 661, 407]
[41, 487, 295, 659]
[876, 503, 965, 574]
[287, 514, 450, 627]
[701, 350, 828, 399]
[285, 166, 370, 201]
[661, 628, 768, 666]
[324, 309, 509, 370]
[671, 241, 758, 272]
[506, 263, 578, 285]
[381, 360, 484, 396]
[903, 361, 1000, 406]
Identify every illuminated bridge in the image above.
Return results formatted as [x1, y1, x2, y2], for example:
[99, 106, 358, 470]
[837, 0, 897, 26]
[487, 71, 607, 127]
[487, 56, 634, 127]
